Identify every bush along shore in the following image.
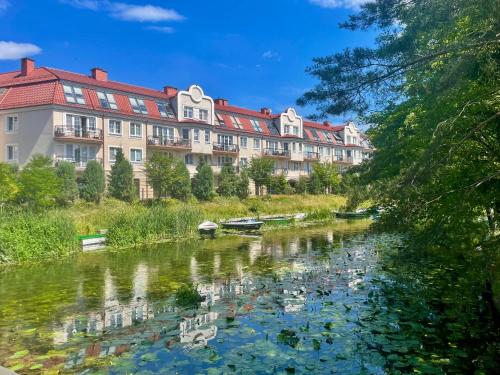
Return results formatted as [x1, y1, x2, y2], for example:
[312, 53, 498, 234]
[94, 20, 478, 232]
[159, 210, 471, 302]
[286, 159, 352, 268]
[0, 195, 348, 265]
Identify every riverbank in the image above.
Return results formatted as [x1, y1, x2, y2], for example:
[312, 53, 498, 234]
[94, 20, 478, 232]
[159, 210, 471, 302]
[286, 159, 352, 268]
[0, 195, 347, 265]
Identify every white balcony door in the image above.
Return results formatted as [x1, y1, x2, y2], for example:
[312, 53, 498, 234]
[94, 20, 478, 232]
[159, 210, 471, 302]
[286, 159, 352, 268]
[217, 135, 233, 146]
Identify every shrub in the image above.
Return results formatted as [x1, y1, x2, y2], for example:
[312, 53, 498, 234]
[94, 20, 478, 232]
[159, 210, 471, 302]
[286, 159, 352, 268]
[0, 163, 19, 204]
[192, 158, 214, 201]
[56, 161, 78, 205]
[217, 164, 239, 196]
[295, 176, 309, 194]
[169, 159, 191, 201]
[267, 174, 292, 195]
[79, 160, 105, 203]
[248, 157, 274, 195]
[18, 154, 61, 208]
[236, 170, 250, 199]
[108, 149, 136, 202]
[145, 152, 176, 199]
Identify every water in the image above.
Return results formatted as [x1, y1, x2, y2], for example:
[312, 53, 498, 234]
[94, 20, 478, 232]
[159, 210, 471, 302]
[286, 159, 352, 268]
[0, 221, 498, 374]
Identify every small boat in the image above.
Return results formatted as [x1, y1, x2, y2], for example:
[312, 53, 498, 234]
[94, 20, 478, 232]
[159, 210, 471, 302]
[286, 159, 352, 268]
[294, 213, 306, 221]
[79, 234, 106, 252]
[335, 209, 371, 219]
[198, 221, 218, 235]
[261, 215, 295, 225]
[220, 219, 264, 231]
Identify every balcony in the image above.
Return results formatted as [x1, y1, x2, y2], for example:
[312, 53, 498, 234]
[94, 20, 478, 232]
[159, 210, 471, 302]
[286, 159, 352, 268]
[263, 148, 291, 159]
[303, 151, 320, 161]
[55, 156, 102, 169]
[54, 127, 103, 143]
[333, 155, 354, 164]
[147, 137, 192, 151]
[212, 143, 239, 155]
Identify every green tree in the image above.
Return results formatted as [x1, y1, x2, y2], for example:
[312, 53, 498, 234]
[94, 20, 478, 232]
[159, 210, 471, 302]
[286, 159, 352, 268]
[169, 159, 191, 201]
[217, 163, 239, 197]
[108, 149, 136, 202]
[267, 173, 290, 195]
[79, 160, 105, 204]
[144, 152, 176, 200]
[309, 163, 341, 194]
[298, 0, 499, 241]
[295, 176, 309, 194]
[0, 163, 19, 204]
[236, 169, 250, 199]
[248, 157, 274, 195]
[192, 158, 214, 201]
[18, 154, 61, 208]
[55, 161, 78, 206]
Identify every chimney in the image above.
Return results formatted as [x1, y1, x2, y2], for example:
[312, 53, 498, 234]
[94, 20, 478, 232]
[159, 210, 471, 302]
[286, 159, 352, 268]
[261, 107, 271, 115]
[91, 67, 108, 81]
[215, 98, 228, 106]
[164, 86, 178, 96]
[323, 121, 332, 127]
[20, 57, 35, 76]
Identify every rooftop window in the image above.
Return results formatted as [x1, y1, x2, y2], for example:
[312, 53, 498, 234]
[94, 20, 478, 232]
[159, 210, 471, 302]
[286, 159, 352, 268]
[310, 129, 320, 141]
[251, 119, 263, 133]
[215, 113, 226, 127]
[231, 116, 244, 129]
[63, 84, 85, 105]
[97, 91, 117, 109]
[129, 97, 148, 114]
[156, 101, 175, 118]
[323, 131, 333, 143]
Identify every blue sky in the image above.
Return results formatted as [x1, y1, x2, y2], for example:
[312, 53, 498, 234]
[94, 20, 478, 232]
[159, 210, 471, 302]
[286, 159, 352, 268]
[0, 0, 373, 122]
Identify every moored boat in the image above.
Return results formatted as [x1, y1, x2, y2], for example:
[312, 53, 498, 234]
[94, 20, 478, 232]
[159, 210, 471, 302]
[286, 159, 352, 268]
[335, 209, 371, 219]
[79, 234, 106, 252]
[260, 215, 295, 225]
[220, 219, 264, 231]
[198, 221, 218, 235]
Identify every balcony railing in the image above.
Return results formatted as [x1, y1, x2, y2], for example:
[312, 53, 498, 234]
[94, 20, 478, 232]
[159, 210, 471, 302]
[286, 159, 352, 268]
[212, 143, 239, 154]
[333, 155, 354, 163]
[303, 151, 320, 161]
[263, 148, 291, 158]
[147, 137, 192, 150]
[54, 127, 103, 142]
[55, 156, 102, 168]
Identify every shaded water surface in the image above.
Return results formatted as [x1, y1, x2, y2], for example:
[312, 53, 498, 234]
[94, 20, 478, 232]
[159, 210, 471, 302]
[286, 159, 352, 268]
[0, 221, 498, 374]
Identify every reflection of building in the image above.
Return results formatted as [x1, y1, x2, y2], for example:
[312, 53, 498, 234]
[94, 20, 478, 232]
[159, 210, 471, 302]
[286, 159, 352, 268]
[179, 312, 218, 348]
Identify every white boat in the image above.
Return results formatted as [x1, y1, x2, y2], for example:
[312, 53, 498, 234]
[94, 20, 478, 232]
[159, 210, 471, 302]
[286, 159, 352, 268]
[198, 221, 218, 235]
[294, 213, 306, 220]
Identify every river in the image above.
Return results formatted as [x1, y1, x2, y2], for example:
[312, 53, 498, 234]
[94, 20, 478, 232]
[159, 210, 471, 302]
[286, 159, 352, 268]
[0, 221, 498, 374]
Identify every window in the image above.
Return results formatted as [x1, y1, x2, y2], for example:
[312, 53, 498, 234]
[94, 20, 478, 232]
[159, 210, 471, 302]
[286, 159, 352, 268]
[204, 129, 211, 143]
[292, 142, 296, 152]
[199, 109, 209, 122]
[5, 144, 18, 162]
[130, 148, 143, 163]
[5, 116, 18, 133]
[218, 156, 233, 166]
[129, 97, 148, 114]
[240, 157, 248, 167]
[267, 140, 278, 150]
[352, 137, 357, 145]
[194, 129, 200, 142]
[293, 126, 299, 136]
[319, 146, 324, 155]
[240, 136, 248, 148]
[63, 85, 85, 104]
[284, 125, 290, 134]
[157, 101, 175, 118]
[251, 120, 263, 132]
[97, 91, 117, 109]
[130, 122, 142, 138]
[253, 138, 261, 150]
[347, 136, 352, 144]
[327, 147, 331, 156]
[182, 128, 190, 140]
[185, 154, 194, 165]
[184, 106, 194, 119]
[153, 126, 174, 140]
[215, 113, 226, 127]
[109, 146, 122, 162]
[217, 134, 233, 145]
[323, 131, 333, 143]
[310, 129, 320, 141]
[108, 120, 122, 135]
[231, 116, 243, 129]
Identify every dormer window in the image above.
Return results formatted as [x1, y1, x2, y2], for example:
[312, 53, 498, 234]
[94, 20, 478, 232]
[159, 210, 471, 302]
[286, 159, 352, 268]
[310, 129, 320, 141]
[157, 101, 175, 118]
[63, 85, 85, 105]
[215, 113, 226, 127]
[251, 119, 263, 133]
[323, 131, 333, 143]
[97, 91, 117, 109]
[129, 97, 148, 114]
[231, 116, 243, 129]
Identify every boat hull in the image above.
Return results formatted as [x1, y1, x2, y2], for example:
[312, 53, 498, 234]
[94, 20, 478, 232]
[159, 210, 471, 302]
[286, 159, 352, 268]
[220, 222, 263, 230]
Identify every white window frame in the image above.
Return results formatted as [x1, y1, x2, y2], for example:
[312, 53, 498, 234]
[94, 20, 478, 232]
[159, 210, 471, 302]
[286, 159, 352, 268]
[251, 120, 263, 133]
[231, 116, 243, 129]
[97, 91, 118, 110]
[199, 109, 209, 122]
[129, 97, 148, 114]
[129, 122, 142, 138]
[5, 144, 18, 162]
[5, 115, 18, 134]
[194, 128, 200, 143]
[240, 136, 248, 149]
[253, 138, 261, 150]
[183, 106, 194, 119]
[108, 119, 122, 136]
[63, 84, 86, 105]
[204, 129, 211, 144]
[108, 146, 122, 163]
[129, 148, 143, 163]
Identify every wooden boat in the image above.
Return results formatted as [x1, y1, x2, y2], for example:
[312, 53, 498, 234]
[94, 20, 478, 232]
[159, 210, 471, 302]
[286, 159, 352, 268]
[260, 215, 295, 225]
[79, 234, 106, 252]
[220, 219, 264, 231]
[198, 221, 218, 235]
[335, 209, 371, 219]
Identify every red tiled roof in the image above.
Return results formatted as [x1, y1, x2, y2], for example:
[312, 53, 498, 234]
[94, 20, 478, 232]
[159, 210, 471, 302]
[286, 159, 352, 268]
[215, 103, 272, 120]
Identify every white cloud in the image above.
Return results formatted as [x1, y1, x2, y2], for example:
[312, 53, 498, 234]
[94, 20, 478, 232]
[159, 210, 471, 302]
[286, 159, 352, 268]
[146, 25, 175, 33]
[60, 1, 184, 22]
[309, 0, 372, 9]
[0, 41, 42, 60]
[262, 50, 281, 61]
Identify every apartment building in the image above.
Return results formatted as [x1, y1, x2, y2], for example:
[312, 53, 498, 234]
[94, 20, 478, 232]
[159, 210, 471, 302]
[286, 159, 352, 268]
[0, 58, 373, 198]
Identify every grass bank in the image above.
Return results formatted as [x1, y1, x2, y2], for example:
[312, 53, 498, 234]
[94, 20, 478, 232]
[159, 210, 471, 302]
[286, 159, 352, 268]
[0, 195, 346, 265]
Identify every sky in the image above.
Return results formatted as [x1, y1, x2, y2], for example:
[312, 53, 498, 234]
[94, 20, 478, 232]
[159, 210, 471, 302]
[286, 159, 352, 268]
[0, 0, 374, 122]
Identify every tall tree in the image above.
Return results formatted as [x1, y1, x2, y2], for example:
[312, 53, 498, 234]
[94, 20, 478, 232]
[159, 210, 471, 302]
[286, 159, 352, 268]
[192, 158, 214, 201]
[0, 163, 19, 205]
[56, 161, 79, 206]
[108, 149, 136, 202]
[169, 159, 191, 201]
[79, 160, 105, 204]
[236, 169, 250, 199]
[144, 152, 176, 200]
[18, 154, 61, 208]
[299, 0, 499, 240]
[217, 163, 239, 197]
[248, 157, 274, 195]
